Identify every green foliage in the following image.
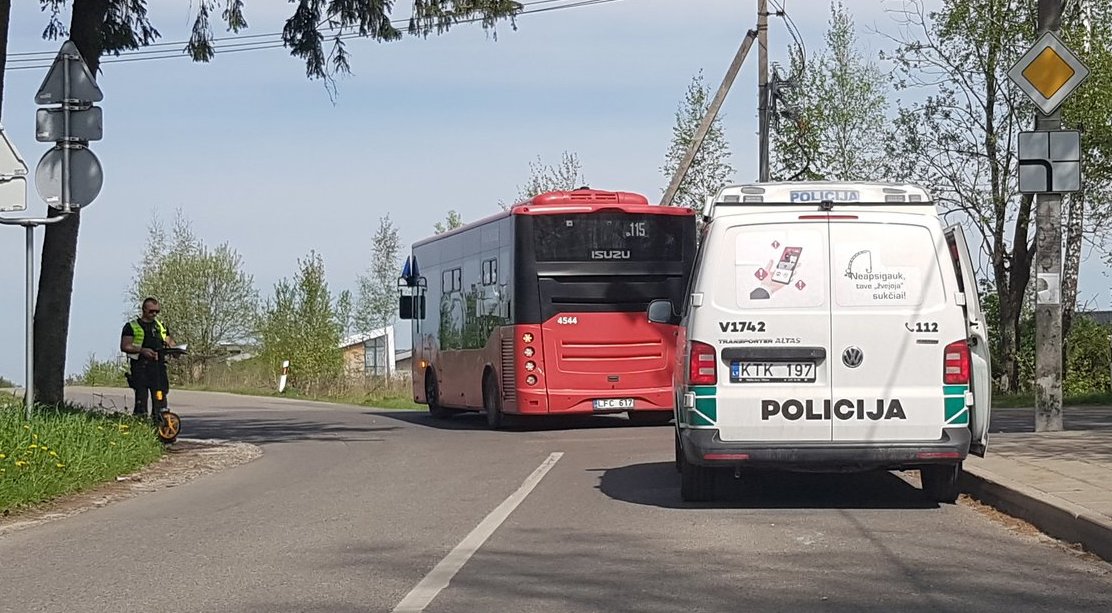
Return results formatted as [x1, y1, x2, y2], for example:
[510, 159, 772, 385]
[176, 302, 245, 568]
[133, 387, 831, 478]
[130, 211, 259, 382]
[660, 71, 734, 213]
[0, 396, 163, 512]
[0, 375, 14, 389]
[983, 290, 1111, 395]
[771, 2, 888, 181]
[72, 354, 128, 388]
[434, 210, 465, 234]
[505, 151, 587, 209]
[1064, 316, 1112, 396]
[258, 251, 345, 395]
[40, 1, 521, 80]
[356, 215, 402, 333]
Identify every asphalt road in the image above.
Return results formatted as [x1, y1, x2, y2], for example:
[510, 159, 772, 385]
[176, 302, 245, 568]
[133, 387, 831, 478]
[1, 389, 1110, 612]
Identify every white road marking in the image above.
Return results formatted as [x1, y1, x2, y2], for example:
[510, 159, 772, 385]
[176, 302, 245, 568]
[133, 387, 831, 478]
[392, 452, 564, 612]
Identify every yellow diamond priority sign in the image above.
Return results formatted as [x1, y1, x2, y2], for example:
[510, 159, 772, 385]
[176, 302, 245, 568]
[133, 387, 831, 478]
[1009, 31, 1090, 115]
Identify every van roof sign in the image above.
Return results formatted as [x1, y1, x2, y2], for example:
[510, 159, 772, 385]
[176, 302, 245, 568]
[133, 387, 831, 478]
[709, 182, 935, 217]
[789, 189, 860, 203]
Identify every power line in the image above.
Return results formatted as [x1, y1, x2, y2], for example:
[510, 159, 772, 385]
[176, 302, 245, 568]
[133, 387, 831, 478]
[6, 0, 625, 71]
[769, 0, 805, 71]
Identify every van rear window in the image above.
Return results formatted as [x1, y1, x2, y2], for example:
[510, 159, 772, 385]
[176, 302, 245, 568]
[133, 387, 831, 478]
[830, 223, 945, 308]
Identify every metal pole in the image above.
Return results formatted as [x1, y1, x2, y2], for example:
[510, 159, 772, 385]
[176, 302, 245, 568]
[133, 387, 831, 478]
[25, 224, 34, 419]
[758, 0, 770, 182]
[1035, 0, 1064, 432]
[662, 29, 758, 207]
[62, 52, 71, 213]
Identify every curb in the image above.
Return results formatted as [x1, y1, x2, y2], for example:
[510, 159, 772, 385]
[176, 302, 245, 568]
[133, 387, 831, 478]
[961, 463, 1112, 563]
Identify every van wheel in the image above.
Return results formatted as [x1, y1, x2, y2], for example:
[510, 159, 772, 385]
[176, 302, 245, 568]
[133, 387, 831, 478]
[627, 411, 673, 426]
[483, 372, 505, 430]
[425, 372, 451, 419]
[680, 452, 717, 502]
[921, 463, 961, 504]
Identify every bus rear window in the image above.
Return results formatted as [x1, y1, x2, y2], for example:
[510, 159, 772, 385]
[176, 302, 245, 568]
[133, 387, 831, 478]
[532, 213, 686, 262]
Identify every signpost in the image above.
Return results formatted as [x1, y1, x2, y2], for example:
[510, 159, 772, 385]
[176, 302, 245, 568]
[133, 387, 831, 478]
[1007, 0, 1090, 433]
[0, 40, 104, 419]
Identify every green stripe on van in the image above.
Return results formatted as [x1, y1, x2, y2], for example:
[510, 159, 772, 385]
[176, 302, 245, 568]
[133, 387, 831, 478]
[690, 397, 717, 426]
[692, 386, 716, 397]
[944, 396, 969, 425]
[943, 385, 968, 397]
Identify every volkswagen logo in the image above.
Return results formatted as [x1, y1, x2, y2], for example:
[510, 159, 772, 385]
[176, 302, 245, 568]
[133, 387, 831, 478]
[842, 346, 864, 368]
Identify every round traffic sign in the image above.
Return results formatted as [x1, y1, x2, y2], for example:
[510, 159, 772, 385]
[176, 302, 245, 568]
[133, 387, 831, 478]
[35, 145, 103, 209]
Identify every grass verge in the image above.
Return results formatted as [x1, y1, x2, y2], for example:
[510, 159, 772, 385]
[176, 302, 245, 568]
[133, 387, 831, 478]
[993, 391, 1112, 408]
[0, 395, 163, 514]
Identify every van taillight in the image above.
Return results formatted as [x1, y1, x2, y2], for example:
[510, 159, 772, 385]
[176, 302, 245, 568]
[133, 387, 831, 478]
[688, 341, 717, 385]
[943, 340, 970, 384]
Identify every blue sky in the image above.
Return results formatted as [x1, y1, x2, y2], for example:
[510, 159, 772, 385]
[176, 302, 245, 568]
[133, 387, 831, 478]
[0, 0, 1108, 382]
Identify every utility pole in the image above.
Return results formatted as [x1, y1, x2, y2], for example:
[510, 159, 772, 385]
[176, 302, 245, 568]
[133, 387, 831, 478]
[757, 0, 770, 182]
[661, 29, 758, 207]
[1034, 0, 1064, 432]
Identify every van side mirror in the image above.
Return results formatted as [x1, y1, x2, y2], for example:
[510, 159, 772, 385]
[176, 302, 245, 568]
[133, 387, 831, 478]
[647, 299, 677, 324]
[399, 295, 425, 320]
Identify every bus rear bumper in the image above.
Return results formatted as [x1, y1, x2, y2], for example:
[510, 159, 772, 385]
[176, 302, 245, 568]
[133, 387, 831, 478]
[513, 387, 674, 415]
[680, 427, 971, 472]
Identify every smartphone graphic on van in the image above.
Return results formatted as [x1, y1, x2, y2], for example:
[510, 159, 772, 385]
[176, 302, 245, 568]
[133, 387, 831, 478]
[771, 246, 802, 284]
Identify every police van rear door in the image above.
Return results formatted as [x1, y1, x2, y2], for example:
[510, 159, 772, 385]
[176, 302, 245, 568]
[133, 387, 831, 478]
[828, 217, 961, 443]
[945, 224, 992, 456]
[712, 218, 833, 442]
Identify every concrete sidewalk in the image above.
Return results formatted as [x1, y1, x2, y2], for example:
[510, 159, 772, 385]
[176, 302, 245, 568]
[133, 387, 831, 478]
[962, 406, 1112, 562]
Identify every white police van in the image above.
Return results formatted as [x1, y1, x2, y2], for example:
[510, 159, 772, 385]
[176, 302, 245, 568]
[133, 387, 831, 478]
[648, 182, 991, 502]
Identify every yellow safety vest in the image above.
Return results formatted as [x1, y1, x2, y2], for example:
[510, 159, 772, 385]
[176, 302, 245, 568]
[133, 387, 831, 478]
[126, 319, 167, 359]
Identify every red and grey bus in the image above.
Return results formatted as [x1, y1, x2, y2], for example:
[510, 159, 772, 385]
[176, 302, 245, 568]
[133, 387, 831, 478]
[397, 189, 697, 428]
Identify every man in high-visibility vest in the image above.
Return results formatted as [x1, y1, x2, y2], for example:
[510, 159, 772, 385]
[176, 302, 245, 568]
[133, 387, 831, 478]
[119, 297, 176, 420]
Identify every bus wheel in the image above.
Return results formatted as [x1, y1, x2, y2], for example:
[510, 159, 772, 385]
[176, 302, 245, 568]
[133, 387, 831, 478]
[920, 463, 961, 504]
[627, 411, 673, 426]
[483, 372, 505, 430]
[426, 372, 451, 419]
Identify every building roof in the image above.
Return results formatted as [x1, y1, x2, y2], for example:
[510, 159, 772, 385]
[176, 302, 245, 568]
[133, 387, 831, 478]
[1079, 310, 1112, 326]
[339, 326, 393, 349]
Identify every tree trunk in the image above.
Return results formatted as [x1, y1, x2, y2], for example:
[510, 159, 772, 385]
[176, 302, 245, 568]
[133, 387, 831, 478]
[996, 285, 1018, 392]
[1061, 191, 1084, 353]
[32, 0, 109, 405]
[0, 0, 11, 117]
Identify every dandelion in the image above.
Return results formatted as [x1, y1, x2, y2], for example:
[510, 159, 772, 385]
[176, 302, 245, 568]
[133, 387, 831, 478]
[15, 461, 28, 467]
[28, 444, 38, 449]
[49, 450, 58, 457]
[55, 463, 65, 468]
[0, 453, 6, 459]
[109, 442, 117, 446]
[23, 424, 29, 430]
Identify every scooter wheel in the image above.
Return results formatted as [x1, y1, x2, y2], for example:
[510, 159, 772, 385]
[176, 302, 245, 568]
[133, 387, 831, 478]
[157, 411, 181, 444]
